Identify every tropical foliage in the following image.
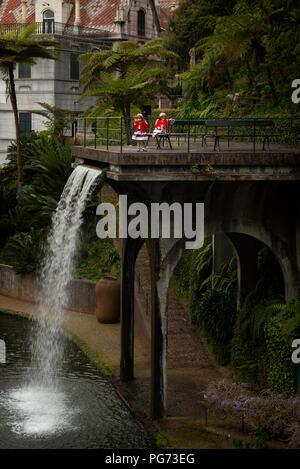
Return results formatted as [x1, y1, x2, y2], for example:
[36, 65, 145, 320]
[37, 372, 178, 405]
[171, 238, 300, 394]
[165, 0, 300, 117]
[78, 39, 178, 142]
[33, 102, 76, 138]
[163, 0, 235, 66]
[0, 131, 73, 273]
[2, 228, 48, 274]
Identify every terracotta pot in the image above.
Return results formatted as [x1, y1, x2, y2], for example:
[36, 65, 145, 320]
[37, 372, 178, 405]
[95, 276, 120, 323]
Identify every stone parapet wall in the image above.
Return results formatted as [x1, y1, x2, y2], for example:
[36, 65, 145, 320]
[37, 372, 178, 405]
[0, 264, 96, 314]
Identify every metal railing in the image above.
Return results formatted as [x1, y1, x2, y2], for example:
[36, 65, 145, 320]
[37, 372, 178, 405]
[0, 22, 108, 37]
[74, 116, 300, 153]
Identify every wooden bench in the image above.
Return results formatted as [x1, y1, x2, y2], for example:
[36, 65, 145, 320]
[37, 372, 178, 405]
[146, 120, 206, 150]
[170, 119, 206, 143]
[204, 119, 275, 151]
[146, 119, 275, 151]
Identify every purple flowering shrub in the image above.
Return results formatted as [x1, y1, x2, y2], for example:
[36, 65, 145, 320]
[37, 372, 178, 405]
[205, 380, 300, 447]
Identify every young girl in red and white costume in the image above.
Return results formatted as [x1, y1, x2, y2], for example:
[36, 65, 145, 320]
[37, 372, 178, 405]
[132, 113, 149, 152]
[152, 113, 175, 137]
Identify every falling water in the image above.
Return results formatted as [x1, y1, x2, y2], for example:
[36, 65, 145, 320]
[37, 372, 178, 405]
[6, 165, 103, 436]
[30, 165, 102, 385]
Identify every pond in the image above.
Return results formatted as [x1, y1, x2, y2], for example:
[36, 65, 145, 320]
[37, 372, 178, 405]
[0, 312, 152, 449]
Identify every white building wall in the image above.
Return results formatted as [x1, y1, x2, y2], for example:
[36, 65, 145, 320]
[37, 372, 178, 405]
[0, 37, 107, 166]
[35, 0, 72, 24]
[0, 55, 56, 165]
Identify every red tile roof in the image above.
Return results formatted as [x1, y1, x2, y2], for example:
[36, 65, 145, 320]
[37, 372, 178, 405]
[0, 0, 183, 33]
[0, 0, 35, 24]
[67, 0, 121, 32]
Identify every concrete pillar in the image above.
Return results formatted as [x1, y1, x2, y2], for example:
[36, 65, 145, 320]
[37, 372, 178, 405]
[148, 239, 166, 419]
[120, 237, 144, 381]
[74, 0, 81, 26]
[147, 238, 185, 419]
[226, 233, 262, 309]
[212, 232, 234, 284]
[21, 0, 27, 24]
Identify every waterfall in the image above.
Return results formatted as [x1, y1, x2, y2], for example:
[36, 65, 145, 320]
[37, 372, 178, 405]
[30, 165, 102, 385]
[3, 165, 103, 436]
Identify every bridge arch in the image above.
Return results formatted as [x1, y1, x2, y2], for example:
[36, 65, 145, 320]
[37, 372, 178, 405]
[204, 181, 300, 302]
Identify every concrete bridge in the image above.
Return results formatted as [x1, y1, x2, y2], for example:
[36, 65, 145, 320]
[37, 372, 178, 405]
[72, 145, 300, 419]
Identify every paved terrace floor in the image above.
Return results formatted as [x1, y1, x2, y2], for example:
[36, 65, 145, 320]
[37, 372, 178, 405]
[72, 140, 300, 182]
[80, 139, 300, 153]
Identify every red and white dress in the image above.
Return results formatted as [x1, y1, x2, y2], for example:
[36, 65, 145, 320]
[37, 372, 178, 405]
[132, 120, 149, 141]
[152, 118, 174, 137]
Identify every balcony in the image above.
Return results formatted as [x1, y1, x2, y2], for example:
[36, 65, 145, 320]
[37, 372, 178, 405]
[0, 22, 109, 39]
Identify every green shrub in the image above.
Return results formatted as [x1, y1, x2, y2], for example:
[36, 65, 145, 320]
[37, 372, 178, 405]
[193, 288, 236, 365]
[264, 311, 296, 395]
[172, 240, 238, 365]
[231, 297, 279, 386]
[0, 133, 73, 247]
[172, 250, 195, 303]
[194, 288, 236, 341]
[231, 332, 259, 384]
[2, 228, 47, 274]
[230, 245, 286, 387]
[75, 237, 120, 282]
[231, 297, 300, 393]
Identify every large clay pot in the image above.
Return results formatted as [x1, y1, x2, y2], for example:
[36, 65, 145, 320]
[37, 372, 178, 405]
[95, 276, 120, 323]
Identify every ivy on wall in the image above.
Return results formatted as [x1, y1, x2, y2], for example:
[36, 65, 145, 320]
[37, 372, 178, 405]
[264, 312, 295, 395]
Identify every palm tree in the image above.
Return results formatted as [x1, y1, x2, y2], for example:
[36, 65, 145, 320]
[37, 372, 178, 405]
[0, 24, 59, 192]
[33, 102, 76, 140]
[79, 39, 178, 143]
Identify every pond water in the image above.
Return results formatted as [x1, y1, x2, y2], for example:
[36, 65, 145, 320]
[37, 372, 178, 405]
[0, 313, 152, 449]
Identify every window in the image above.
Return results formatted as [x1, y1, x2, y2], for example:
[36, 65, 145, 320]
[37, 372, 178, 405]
[43, 9, 54, 34]
[137, 9, 145, 36]
[19, 112, 32, 134]
[70, 53, 80, 80]
[18, 63, 31, 79]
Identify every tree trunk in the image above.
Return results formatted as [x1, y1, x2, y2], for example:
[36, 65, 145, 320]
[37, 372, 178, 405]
[8, 63, 23, 191]
[245, 56, 254, 91]
[226, 67, 233, 91]
[123, 103, 131, 146]
[266, 65, 278, 106]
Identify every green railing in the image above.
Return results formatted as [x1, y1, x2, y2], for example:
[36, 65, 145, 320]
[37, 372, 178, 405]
[74, 116, 300, 153]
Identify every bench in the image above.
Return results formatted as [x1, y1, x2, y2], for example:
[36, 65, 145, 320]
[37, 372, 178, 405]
[170, 119, 206, 144]
[145, 132, 173, 150]
[204, 119, 275, 151]
[145, 120, 206, 150]
[154, 120, 206, 150]
[146, 119, 275, 151]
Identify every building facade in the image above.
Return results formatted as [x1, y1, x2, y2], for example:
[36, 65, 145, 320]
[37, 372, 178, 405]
[0, 0, 182, 164]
